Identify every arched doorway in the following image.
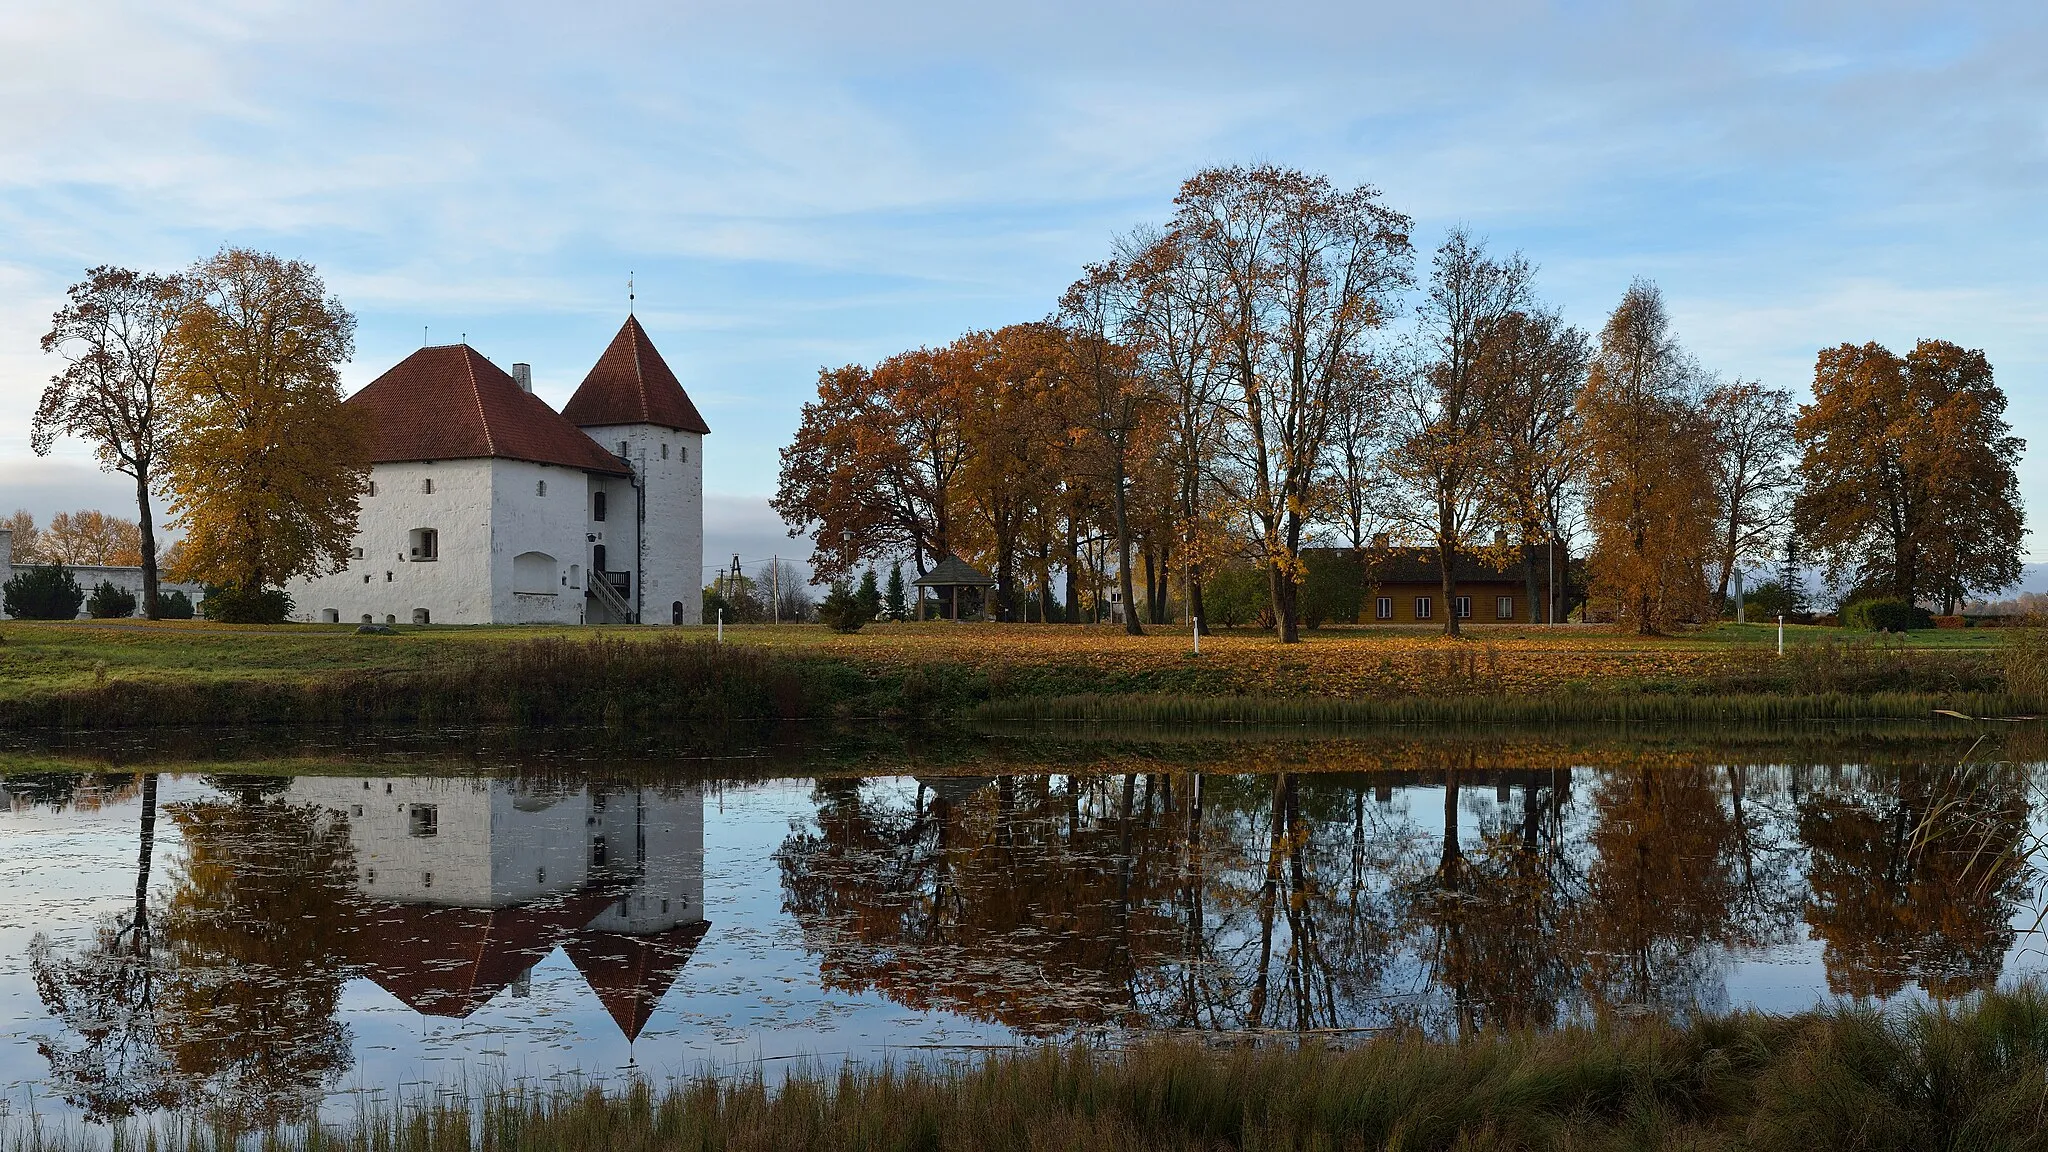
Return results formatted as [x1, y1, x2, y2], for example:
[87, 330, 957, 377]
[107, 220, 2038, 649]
[672, 600, 685, 625]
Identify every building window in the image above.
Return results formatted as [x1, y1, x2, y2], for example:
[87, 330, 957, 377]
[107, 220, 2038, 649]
[366, 868, 376, 885]
[1496, 596, 1515, 620]
[351, 546, 364, 560]
[366, 481, 377, 497]
[321, 608, 339, 624]
[593, 491, 607, 522]
[617, 440, 629, 456]
[591, 836, 607, 867]
[412, 608, 430, 625]
[1375, 596, 1393, 621]
[363, 574, 371, 584]
[350, 804, 363, 817]
[409, 805, 437, 837]
[661, 443, 669, 460]
[1415, 597, 1432, 620]
[385, 572, 393, 582]
[536, 868, 546, 884]
[408, 528, 438, 561]
[422, 872, 433, 889]
[1455, 596, 1472, 619]
[421, 478, 433, 494]
[536, 479, 547, 496]
[361, 614, 373, 624]
[680, 444, 687, 462]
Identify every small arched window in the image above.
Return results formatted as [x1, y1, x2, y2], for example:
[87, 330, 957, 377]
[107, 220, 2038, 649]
[536, 479, 547, 497]
[593, 491, 607, 522]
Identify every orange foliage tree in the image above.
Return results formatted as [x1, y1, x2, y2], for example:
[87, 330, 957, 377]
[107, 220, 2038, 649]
[1578, 281, 1716, 633]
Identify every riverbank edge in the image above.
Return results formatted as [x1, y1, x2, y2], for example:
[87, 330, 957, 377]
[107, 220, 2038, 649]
[0, 630, 2023, 731]
[14, 985, 2048, 1152]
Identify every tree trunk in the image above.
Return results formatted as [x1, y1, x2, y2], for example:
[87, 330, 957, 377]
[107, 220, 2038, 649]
[1114, 463, 1143, 637]
[134, 468, 160, 619]
[1439, 530, 1462, 639]
[1064, 516, 1082, 625]
[133, 772, 158, 934]
[995, 544, 1016, 622]
[1521, 539, 1541, 625]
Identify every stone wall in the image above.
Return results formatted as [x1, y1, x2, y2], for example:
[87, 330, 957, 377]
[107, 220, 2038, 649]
[0, 530, 207, 619]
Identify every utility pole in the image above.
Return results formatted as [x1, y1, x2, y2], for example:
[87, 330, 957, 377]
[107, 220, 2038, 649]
[771, 556, 780, 625]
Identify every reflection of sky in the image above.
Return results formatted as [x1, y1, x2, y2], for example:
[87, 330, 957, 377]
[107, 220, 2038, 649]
[4, 766, 2048, 1128]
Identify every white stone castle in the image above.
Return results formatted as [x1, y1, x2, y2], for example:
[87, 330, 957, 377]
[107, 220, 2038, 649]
[290, 316, 709, 626]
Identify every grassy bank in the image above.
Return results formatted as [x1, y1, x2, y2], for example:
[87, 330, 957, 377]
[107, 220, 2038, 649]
[0, 619, 2025, 730]
[19, 986, 2048, 1151]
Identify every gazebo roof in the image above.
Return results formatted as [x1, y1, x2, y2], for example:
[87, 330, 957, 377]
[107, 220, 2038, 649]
[913, 555, 996, 587]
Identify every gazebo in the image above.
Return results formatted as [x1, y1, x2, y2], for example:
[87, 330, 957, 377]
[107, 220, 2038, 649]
[913, 556, 997, 621]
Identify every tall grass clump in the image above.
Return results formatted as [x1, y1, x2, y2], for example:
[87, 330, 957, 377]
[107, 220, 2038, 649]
[2001, 617, 2048, 709]
[17, 986, 2048, 1151]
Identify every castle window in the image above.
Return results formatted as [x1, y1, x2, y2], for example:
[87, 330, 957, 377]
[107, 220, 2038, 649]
[351, 546, 364, 560]
[661, 443, 669, 460]
[409, 804, 437, 837]
[366, 481, 377, 497]
[385, 572, 393, 582]
[409, 528, 438, 561]
[680, 444, 687, 462]
[593, 491, 607, 522]
[422, 872, 433, 889]
[412, 608, 430, 625]
[321, 608, 339, 624]
[617, 441, 628, 456]
[421, 478, 433, 494]
[361, 614, 373, 624]
[536, 479, 547, 497]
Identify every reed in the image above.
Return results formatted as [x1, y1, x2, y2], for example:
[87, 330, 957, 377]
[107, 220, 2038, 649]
[16, 985, 2048, 1151]
[975, 689, 2029, 726]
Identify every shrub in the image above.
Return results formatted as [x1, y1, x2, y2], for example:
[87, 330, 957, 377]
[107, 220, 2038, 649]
[816, 581, 865, 633]
[1844, 597, 1934, 632]
[86, 581, 138, 619]
[1202, 566, 1266, 629]
[201, 583, 293, 624]
[3, 564, 85, 620]
[160, 589, 196, 619]
[1299, 550, 1365, 629]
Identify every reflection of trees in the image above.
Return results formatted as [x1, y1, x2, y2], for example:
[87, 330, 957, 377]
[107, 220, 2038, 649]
[30, 774, 180, 1120]
[1798, 764, 2032, 998]
[30, 784, 359, 1124]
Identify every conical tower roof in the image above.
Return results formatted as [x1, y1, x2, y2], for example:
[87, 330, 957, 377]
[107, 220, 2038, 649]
[563, 316, 711, 434]
[563, 920, 711, 1041]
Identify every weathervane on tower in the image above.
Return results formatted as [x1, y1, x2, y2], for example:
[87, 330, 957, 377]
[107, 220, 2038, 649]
[628, 271, 635, 316]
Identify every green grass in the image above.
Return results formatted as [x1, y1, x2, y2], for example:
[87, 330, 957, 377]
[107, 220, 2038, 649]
[975, 689, 2031, 725]
[17, 985, 2048, 1151]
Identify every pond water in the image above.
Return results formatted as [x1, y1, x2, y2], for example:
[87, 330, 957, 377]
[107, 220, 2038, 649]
[4, 736, 2047, 1127]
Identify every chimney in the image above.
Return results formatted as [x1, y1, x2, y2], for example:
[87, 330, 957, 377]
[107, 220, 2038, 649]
[512, 363, 532, 393]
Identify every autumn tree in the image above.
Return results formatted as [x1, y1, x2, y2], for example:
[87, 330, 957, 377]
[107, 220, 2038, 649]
[1060, 262, 1164, 636]
[159, 249, 367, 596]
[2, 509, 45, 562]
[1123, 228, 1233, 632]
[35, 267, 183, 617]
[1703, 379, 1796, 608]
[956, 325, 1066, 621]
[1482, 308, 1589, 623]
[1175, 165, 1413, 643]
[1792, 340, 2024, 613]
[1578, 280, 1716, 633]
[1388, 230, 1531, 637]
[775, 347, 971, 584]
[43, 509, 145, 566]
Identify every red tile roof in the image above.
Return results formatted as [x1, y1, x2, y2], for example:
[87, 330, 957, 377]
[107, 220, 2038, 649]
[348, 344, 631, 476]
[344, 887, 622, 1019]
[563, 317, 711, 434]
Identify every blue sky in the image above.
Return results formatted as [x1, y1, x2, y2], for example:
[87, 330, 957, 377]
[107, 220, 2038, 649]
[2, 1, 2045, 574]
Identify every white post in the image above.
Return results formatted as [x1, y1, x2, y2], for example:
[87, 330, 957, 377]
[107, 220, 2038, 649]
[772, 557, 780, 625]
[1193, 616, 1201, 656]
[1734, 569, 1746, 625]
[717, 608, 724, 643]
[1777, 614, 1784, 656]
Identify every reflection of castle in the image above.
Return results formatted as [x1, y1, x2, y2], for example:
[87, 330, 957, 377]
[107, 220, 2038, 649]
[285, 778, 707, 1040]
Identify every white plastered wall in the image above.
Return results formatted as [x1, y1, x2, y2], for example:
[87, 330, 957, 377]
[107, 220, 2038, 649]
[581, 424, 703, 625]
[584, 784, 706, 934]
[290, 457, 606, 625]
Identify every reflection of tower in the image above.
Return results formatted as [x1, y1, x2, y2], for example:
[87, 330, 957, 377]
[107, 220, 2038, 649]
[565, 785, 709, 1042]
[284, 778, 708, 1036]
